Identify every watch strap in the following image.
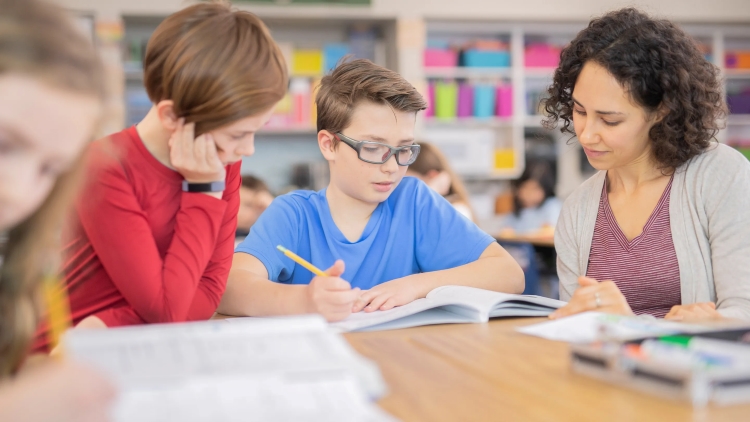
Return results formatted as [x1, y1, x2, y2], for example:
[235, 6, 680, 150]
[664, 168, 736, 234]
[182, 180, 226, 193]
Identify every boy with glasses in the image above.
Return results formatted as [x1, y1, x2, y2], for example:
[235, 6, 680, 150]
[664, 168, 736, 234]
[219, 60, 524, 321]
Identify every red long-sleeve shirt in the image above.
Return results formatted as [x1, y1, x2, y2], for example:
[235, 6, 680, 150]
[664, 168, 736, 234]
[33, 126, 240, 352]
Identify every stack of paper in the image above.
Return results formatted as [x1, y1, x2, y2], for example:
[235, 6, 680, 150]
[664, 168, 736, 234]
[64, 316, 394, 422]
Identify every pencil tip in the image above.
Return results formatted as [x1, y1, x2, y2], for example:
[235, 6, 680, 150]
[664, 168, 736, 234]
[276, 245, 286, 253]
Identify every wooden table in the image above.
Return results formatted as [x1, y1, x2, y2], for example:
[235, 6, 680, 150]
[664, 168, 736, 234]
[344, 318, 750, 422]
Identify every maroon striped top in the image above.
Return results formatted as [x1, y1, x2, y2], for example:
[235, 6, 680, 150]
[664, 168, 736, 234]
[586, 176, 681, 318]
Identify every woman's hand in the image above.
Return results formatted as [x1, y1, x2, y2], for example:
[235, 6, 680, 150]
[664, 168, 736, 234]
[665, 302, 723, 322]
[169, 119, 226, 190]
[549, 276, 632, 319]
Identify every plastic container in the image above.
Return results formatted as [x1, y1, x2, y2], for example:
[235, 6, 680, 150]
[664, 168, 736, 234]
[726, 51, 750, 69]
[424, 49, 458, 67]
[323, 43, 349, 72]
[463, 49, 510, 68]
[289, 78, 312, 125]
[434, 81, 458, 119]
[425, 82, 435, 118]
[496, 85, 513, 117]
[525, 44, 561, 68]
[727, 89, 750, 114]
[457, 83, 474, 117]
[494, 149, 515, 169]
[473, 84, 496, 118]
[292, 49, 323, 76]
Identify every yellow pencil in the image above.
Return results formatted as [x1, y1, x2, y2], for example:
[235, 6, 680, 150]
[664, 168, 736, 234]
[276, 245, 328, 277]
[42, 274, 72, 353]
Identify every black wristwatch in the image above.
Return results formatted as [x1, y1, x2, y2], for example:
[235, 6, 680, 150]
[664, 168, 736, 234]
[182, 180, 226, 193]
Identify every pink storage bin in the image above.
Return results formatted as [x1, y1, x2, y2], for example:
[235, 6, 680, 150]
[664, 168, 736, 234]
[424, 48, 458, 67]
[525, 44, 561, 68]
[496, 85, 513, 117]
[457, 83, 473, 117]
[425, 82, 435, 117]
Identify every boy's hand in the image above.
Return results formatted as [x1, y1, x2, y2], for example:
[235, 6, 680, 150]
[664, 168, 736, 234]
[665, 302, 723, 322]
[549, 276, 632, 319]
[352, 278, 421, 313]
[169, 119, 226, 196]
[305, 260, 360, 322]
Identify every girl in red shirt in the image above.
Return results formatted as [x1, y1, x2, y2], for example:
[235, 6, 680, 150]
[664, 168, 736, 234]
[33, 2, 287, 351]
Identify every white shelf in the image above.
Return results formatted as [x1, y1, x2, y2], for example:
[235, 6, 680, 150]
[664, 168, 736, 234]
[424, 117, 513, 128]
[462, 168, 523, 180]
[727, 114, 750, 125]
[524, 67, 556, 78]
[725, 69, 750, 79]
[424, 67, 511, 79]
[524, 116, 548, 127]
[258, 126, 317, 136]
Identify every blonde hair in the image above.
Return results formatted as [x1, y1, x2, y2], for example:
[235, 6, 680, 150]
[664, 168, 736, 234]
[0, 0, 104, 375]
[143, 1, 288, 136]
[408, 141, 476, 221]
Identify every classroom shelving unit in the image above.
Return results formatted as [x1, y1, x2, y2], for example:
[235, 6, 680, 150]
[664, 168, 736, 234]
[75, 0, 749, 212]
[417, 21, 750, 201]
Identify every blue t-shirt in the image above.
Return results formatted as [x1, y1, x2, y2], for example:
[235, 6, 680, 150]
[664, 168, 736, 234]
[236, 177, 495, 290]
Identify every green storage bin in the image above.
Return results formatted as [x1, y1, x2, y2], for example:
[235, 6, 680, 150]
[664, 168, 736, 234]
[435, 81, 458, 120]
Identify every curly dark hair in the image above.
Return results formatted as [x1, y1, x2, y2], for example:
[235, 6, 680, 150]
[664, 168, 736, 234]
[542, 8, 726, 171]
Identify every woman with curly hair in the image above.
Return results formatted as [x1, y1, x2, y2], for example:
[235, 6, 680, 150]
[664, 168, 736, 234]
[546, 8, 750, 322]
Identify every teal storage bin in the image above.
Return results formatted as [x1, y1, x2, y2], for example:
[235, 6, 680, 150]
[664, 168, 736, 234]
[323, 43, 350, 72]
[463, 49, 510, 67]
[473, 84, 496, 118]
[435, 81, 458, 120]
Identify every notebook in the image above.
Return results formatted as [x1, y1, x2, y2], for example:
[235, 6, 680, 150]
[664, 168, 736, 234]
[330, 285, 565, 332]
[64, 315, 394, 422]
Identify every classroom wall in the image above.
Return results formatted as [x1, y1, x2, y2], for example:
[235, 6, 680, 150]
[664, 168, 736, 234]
[55, 0, 750, 22]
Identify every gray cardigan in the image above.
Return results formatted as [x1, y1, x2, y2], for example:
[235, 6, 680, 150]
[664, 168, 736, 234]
[555, 143, 750, 320]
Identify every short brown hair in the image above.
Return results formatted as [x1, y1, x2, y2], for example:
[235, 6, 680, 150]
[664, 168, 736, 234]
[0, 0, 104, 376]
[315, 59, 426, 145]
[542, 8, 726, 171]
[144, 1, 287, 136]
[241, 174, 270, 193]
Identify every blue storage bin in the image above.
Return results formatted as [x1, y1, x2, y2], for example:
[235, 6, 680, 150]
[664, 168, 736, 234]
[323, 43, 350, 72]
[473, 84, 496, 118]
[463, 49, 510, 67]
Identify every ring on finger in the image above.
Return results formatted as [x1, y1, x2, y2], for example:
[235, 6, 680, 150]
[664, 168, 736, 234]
[594, 292, 602, 308]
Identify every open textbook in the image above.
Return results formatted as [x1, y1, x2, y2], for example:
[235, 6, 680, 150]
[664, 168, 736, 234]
[330, 285, 565, 332]
[64, 316, 395, 422]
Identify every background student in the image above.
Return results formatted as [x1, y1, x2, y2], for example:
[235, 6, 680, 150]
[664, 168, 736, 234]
[497, 160, 561, 296]
[406, 141, 475, 221]
[236, 174, 275, 237]
[219, 59, 524, 322]
[33, 1, 288, 352]
[0, 0, 114, 420]
[500, 160, 561, 236]
[547, 8, 750, 321]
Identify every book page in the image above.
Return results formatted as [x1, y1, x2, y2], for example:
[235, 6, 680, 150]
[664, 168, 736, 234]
[428, 285, 565, 317]
[517, 312, 705, 343]
[329, 295, 481, 332]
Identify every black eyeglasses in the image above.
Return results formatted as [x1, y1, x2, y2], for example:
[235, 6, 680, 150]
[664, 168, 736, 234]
[335, 133, 420, 166]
